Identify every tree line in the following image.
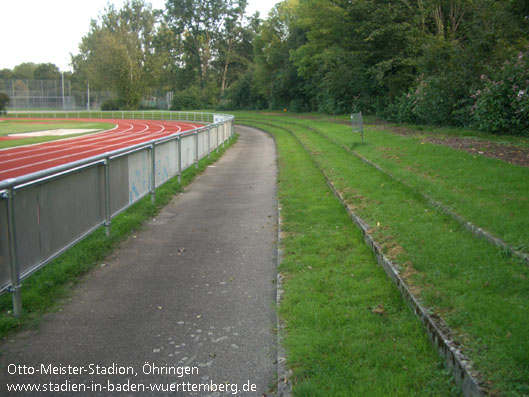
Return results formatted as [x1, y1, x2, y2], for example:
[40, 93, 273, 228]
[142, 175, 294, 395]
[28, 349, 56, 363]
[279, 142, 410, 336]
[2, 0, 528, 135]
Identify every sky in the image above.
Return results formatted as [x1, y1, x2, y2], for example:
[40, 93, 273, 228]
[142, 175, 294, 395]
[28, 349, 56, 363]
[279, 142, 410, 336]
[0, 0, 279, 72]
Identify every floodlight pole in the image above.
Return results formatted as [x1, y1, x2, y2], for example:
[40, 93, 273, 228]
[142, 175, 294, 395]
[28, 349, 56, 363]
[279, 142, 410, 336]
[61, 72, 65, 110]
[87, 81, 90, 111]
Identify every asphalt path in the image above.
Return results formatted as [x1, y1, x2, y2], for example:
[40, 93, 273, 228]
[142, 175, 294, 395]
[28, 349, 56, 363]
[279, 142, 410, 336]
[0, 125, 278, 396]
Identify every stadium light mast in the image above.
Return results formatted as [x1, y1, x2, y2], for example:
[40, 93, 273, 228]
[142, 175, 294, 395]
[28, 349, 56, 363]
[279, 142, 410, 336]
[87, 81, 90, 111]
[61, 72, 65, 110]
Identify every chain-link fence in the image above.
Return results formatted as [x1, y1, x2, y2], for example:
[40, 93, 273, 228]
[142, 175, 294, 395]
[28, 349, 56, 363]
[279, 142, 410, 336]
[0, 79, 172, 110]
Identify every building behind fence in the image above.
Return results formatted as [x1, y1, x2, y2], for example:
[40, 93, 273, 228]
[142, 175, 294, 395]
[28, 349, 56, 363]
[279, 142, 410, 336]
[0, 79, 172, 110]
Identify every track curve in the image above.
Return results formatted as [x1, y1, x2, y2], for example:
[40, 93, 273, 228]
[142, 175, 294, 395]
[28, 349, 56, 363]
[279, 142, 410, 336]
[0, 118, 203, 180]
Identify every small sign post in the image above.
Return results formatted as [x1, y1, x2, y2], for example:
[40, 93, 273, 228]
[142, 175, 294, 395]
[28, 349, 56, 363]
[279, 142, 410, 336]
[351, 111, 364, 145]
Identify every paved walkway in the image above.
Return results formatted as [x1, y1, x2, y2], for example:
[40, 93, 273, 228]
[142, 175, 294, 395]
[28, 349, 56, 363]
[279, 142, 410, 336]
[0, 125, 278, 396]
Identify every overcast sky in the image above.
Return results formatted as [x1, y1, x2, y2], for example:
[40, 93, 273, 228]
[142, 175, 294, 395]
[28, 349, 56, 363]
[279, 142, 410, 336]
[0, 0, 279, 72]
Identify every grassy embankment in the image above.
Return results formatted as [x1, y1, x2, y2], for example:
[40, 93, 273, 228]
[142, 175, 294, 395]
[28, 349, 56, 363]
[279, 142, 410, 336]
[0, 132, 237, 337]
[235, 111, 529, 396]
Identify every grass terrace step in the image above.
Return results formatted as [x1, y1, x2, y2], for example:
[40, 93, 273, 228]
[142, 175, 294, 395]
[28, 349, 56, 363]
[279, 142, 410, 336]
[244, 120, 458, 395]
[237, 113, 529, 396]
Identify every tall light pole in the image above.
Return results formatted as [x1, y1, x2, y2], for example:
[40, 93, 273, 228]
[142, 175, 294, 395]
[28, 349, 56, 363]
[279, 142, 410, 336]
[87, 81, 90, 111]
[61, 72, 65, 110]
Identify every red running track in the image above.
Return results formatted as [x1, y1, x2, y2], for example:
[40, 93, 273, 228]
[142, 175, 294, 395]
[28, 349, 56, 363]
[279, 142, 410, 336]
[0, 118, 203, 181]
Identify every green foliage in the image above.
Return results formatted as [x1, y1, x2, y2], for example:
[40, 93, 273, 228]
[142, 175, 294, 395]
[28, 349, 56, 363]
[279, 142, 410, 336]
[33, 63, 61, 80]
[385, 73, 473, 126]
[3, 62, 62, 81]
[224, 69, 266, 109]
[471, 49, 529, 136]
[12, 63, 38, 80]
[251, 1, 311, 111]
[101, 98, 125, 111]
[72, 0, 158, 109]
[170, 86, 203, 110]
[0, 93, 9, 114]
[54, 0, 529, 126]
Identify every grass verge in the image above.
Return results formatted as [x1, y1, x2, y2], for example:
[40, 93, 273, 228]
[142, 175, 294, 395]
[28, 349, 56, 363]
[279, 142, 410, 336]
[0, 136, 237, 338]
[243, 120, 458, 395]
[238, 112, 529, 395]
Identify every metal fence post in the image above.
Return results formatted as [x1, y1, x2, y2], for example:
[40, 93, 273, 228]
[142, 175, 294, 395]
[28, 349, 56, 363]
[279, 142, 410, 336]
[177, 136, 182, 184]
[150, 144, 156, 204]
[103, 158, 112, 236]
[2, 187, 23, 317]
[207, 127, 211, 159]
[194, 131, 199, 169]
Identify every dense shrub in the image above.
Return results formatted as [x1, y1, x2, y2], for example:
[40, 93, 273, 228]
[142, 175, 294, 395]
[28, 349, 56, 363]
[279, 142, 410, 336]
[225, 70, 266, 110]
[0, 93, 9, 114]
[170, 86, 203, 111]
[385, 72, 472, 127]
[101, 98, 125, 111]
[471, 49, 529, 136]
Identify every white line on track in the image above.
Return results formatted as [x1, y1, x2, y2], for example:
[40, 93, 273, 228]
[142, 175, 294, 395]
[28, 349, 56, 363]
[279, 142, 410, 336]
[0, 120, 200, 179]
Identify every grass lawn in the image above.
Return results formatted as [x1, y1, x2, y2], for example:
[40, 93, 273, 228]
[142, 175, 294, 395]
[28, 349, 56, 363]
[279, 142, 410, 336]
[0, 119, 115, 149]
[235, 111, 529, 396]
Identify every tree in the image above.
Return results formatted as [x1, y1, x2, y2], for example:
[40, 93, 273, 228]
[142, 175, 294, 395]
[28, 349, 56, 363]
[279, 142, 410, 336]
[0, 69, 13, 80]
[12, 63, 38, 80]
[72, 0, 159, 109]
[215, 5, 259, 98]
[165, 0, 250, 104]
[251, 0, 310, 110]
[34, 63, 61, 80]
[0, 93, 9, 114]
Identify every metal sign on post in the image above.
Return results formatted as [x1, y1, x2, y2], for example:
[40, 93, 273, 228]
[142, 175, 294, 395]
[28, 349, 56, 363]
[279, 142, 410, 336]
[351, 111, 364, 144]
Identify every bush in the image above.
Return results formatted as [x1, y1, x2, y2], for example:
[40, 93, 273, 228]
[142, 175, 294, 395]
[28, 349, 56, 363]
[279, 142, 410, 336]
[383, 92, 417, 123]
[170, 86, 202, 111]
[471, 49, 529, 136]
[101, 98, 125, 111]
[0, 93, 9, 114]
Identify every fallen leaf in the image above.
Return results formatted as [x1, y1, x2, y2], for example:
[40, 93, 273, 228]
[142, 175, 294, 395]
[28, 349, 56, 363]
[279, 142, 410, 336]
[371, 304, 385, 315]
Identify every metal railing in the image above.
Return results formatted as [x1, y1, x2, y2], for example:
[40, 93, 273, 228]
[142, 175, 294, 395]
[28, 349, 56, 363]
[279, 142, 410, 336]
[0, 111, 234, 316]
